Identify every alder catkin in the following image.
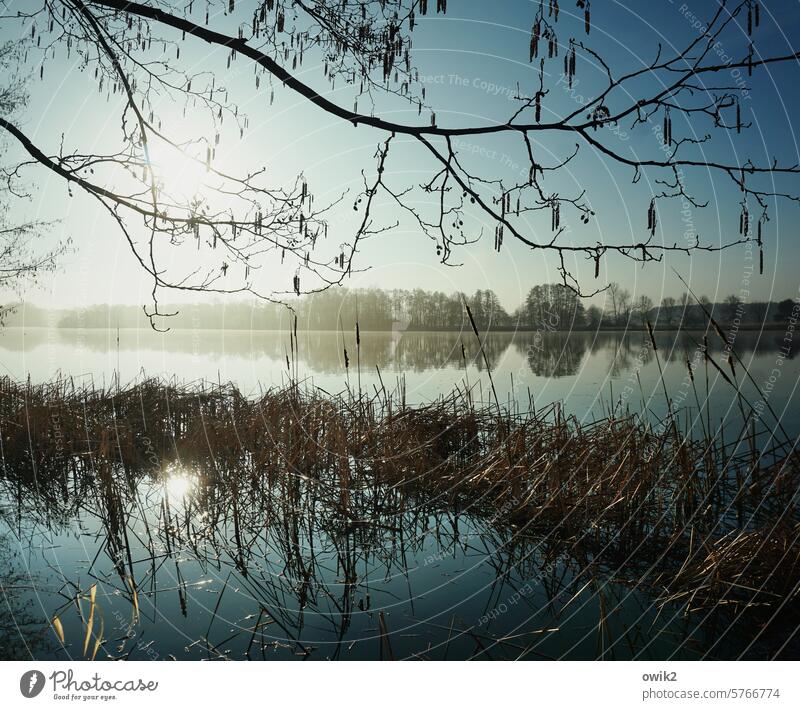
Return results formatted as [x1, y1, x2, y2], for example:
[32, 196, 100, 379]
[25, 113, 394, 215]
[647, 199, 657, 236]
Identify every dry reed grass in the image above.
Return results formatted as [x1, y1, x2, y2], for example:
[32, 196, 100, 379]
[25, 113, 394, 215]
[1, 368, 797, 629]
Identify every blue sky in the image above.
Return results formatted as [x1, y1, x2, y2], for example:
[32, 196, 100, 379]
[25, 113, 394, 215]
[1, 0, 800, 313]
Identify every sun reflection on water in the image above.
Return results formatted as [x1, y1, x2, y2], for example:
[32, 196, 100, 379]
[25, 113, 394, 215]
[162, 467, 197, 501]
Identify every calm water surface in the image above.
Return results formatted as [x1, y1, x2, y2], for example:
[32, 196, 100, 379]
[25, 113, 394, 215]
[1, 327, 797, 660]
[2, 326, 799, 428]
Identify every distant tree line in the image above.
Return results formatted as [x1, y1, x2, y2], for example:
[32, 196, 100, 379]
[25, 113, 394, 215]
[3, 286, 796, 332]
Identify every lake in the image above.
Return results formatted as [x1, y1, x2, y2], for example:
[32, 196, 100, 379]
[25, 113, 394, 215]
[2, 326, 799, 430]
[1, 327, 798, 660]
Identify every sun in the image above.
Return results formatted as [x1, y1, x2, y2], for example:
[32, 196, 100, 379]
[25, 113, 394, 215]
[147, 142, 209, 201]
[162, 466, 198, 502]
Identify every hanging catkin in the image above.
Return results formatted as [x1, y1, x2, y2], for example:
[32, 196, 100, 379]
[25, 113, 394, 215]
[565, 39, 577, 87]
[585, 1, 591, 34]
[530, 21, 540, 61]
[569, 41, 576, 84]
[647, 199, 657, 236]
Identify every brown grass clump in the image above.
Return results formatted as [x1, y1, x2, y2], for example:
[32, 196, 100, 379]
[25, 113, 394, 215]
[1, 373, 798, 629]
[661, 522, 800, 612]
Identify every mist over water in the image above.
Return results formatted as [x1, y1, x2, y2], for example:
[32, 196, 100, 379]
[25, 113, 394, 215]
[2, 326, 798, 433]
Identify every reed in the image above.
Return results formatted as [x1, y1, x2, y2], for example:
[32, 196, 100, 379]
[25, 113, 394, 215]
[1, 319, 798, 659]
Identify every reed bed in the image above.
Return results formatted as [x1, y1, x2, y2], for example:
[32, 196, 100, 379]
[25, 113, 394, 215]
[1, 370, 797, 630]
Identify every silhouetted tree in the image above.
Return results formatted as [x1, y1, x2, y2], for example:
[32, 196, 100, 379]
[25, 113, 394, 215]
[585, 304, 603, 329]
[0, 42, 67, 324]
[605, 283, 632, 326]
[517, 283, 584, 330]
[635, 295, 653, 325]
[0, 2, 798, 326]
[660, 296, 677, 327]
[775, 298, 796, 322]
[723, 294, 743, 323]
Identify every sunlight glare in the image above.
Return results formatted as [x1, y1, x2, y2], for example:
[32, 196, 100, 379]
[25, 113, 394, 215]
[163, 468, 197, 501]
[148, 143, 208, 200]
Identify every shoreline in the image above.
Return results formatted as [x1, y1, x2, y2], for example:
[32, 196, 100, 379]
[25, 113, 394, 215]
[0, 324, 789, 333]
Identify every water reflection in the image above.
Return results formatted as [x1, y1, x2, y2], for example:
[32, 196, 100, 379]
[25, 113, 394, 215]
[4, 326, 800, 441]
[517, 331, 590, 378]
[3, 453, 796, 661]
[1, 327, 794, 378]
[0, 375, 797, 661]
[2, 327, 799, 660]
[161, 466, 198, 503]
[0, 535, 54, 660]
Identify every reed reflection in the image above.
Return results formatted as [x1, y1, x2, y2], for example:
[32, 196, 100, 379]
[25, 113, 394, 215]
[0, 375, 797, 661]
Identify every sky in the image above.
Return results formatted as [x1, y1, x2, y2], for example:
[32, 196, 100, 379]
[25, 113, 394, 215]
[2, 0, 800, 315]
